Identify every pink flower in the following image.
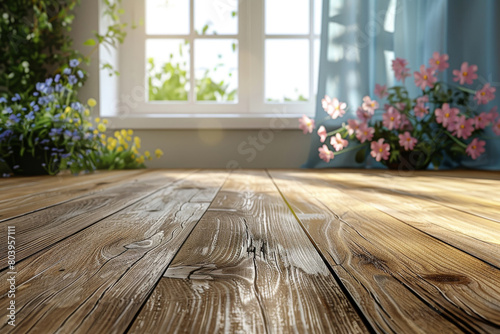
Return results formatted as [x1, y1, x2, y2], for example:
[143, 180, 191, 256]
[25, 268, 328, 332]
[317, 125, 327, 143]
[474, 83, 496, 105]
[346, 119, 360, 135]
[453, 115, 475, 139]
[299, 115, 315, 134]
[382, 107, 402, 130]
[416, 95, 429, 104]
[487, 106, 499, 123]
[400, 114, 413, 131]
[392, 58, 411, 82]
[435, 103, 459, 129]
[466, 138, 486, 160]
[414, 65, 437, 90]
[474, 112, 490, 130]
[322, 95, 347, 119]
[493, 119, 500, 136]
[428, 52, 449, 72]
[398, 131, 418, 151]
[318, 144, 334, 162]
[362, 96, 379, 114]
[356, 107, 372, 122]
[374, 84, 389, 98]
[356, 123, 375, 143]
[370, 138, 391, 162]
[331, 133, 348, 152]
[413, 103, 429, 118]
[395, 102, 407, 112]
[453, 62, 478, 85]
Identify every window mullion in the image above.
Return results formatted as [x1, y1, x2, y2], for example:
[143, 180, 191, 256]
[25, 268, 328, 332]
[309, 0, 315, 104]
[189, 0, 195, 105]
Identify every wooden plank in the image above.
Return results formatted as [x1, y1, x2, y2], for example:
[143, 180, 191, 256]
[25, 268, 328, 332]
[0, 170, 147, 221]
[269, 170, 500, 334]
[319, 173, 500, 268]
[129, 170, 369, 334]
[360, 172, 500, 223]
[0, 170, 195, 268]
[0, 170, 228, 334]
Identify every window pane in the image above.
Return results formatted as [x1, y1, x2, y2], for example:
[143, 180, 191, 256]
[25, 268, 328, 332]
[195, 39, 238, 102]
[266, 39, 309, 102]
[314, 0, 322, 35]
[314, 38, 320, 95]
[266, 0, 309, 35]
[146, 0, 189, 35]
[195, 0, 238, 35]
[146, 39, 190, 101]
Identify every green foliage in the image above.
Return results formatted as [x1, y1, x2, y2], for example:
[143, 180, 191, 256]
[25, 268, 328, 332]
[147, 42, 237, 102]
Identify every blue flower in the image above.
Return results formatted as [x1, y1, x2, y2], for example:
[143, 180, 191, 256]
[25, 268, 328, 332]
[3, 107, 13, 114]
[0, 130, 13, 142]
[33, 92, 39, 96]
[9, 113, 21, 122]
[12, 165, 19, 170]
[0, 97, 6, 103]
[71, 102, 82, 111]
[69, 59, 80, 67]
[45, 78, 53, 86]
[25, 111, 35, 121]
[54, 74, 61, 83]
[63, 68, 72, 75]
[33, 104, 40, 112]
[41, 139, 50, 145]
[77, 70, 84, 79]
[68, 75, 77, 85]
[11, 93, 21, 102]
[55, 84, 63, 92]
[61, 153, 71, 159]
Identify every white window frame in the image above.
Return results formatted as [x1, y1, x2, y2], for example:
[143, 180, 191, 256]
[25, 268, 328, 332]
[100, 0, 320, 129]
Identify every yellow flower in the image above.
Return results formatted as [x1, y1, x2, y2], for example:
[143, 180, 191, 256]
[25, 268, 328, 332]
[123, 142, 129, 150]
[98, 123, 106, 132]
[100, 134, 106, 140]
[126, 136, 132, 142]
[134, 136, 141, 149]
[84, 109, 90, 117]
[136, 156, 145, 164]
[144, 150, 151, 158]
[132, 146, 139, 155]
[103, 119, 108, 125]
[65, 107, 71, 113]
[121, 129, 127, 137]
[155, 149, 164, 158]
[119, 137, 126, 145]
[95, 117, 101, 123]
[87, 98, 97, 107]
[131, 154, 135, 159]
[107, 145, 114, 151]
[59, 114, 66, 120]
[114, 131, 120, 138]
[93, 129, 99, 135]
[117, 146, 124, 153]
[68, 119, 73, 123]
[127, 129, 133, 136]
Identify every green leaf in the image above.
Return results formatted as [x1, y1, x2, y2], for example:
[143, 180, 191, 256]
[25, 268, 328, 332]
[83, 38, 96, 46]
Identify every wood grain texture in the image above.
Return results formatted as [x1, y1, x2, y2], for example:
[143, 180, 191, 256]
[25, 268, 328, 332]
[0, 170, 147, 221]
[269, 170, 500, 334]
[0, 170, 227, 334]
[129, 170, 368, 334]
[0, 170, 194, 269]
[321, 172, 500, 268]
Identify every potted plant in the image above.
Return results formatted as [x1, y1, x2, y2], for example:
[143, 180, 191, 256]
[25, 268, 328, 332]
[300, 52, 500, 169]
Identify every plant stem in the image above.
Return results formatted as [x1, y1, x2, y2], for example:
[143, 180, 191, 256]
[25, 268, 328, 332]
[444, 131, 467, 148]
[326, 128, 345, 136]
[335, 143, 368, 156]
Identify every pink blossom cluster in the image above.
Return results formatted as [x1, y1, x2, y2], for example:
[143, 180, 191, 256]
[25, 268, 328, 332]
[300, 52, 499, 164]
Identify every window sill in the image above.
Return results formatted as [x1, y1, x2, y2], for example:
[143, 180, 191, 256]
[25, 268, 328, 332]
[105, 113, 306, 130]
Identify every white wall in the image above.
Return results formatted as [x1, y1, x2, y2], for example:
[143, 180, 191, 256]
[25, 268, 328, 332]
[71, 0, 310, 168]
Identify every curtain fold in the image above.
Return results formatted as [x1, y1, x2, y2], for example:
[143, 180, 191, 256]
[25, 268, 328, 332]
[304, 0, 500, 170]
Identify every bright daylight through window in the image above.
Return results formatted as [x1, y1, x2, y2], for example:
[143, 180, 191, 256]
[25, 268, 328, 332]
[118, 0, 321, 116]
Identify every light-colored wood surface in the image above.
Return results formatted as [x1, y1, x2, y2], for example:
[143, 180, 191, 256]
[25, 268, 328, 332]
[1, 169, 499, 333]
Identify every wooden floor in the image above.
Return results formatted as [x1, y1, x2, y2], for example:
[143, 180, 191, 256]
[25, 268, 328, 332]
[1, 169, 499, 333]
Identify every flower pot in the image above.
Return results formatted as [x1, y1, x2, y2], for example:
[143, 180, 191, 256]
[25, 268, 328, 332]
[384, 149, 432, 171]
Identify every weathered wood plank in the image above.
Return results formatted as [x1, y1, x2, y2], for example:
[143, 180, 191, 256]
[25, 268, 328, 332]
[269, 170, 500, 334]
[0, 170, 227, 334]
[129, 170, 369, 334]
[0, 170, 195, 269]
[319, 173, 500, 268]
[0, 170, 147, 221]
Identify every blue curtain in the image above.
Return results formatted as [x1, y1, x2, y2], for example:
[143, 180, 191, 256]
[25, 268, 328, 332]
[303, 0, 500, 170]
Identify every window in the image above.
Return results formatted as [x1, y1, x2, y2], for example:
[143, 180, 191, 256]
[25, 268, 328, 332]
[114, 0, 321, 122]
